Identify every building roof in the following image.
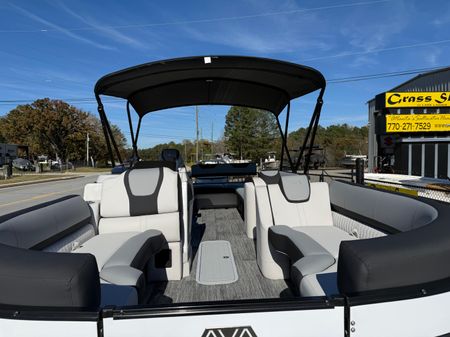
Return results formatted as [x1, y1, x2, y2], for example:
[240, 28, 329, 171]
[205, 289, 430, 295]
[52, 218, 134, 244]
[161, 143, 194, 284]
[368, 66, 450, 104]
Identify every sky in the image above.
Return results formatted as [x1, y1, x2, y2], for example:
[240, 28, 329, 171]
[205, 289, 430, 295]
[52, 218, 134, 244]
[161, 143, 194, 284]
[0, 0, 449, 147]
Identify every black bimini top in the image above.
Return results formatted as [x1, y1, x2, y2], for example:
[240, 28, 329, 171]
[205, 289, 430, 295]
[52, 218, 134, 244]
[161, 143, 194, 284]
[94, 55, 325, 116]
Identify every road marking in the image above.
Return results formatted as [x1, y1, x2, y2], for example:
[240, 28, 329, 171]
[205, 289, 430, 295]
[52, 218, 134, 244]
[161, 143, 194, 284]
[0, 188, 81, 208]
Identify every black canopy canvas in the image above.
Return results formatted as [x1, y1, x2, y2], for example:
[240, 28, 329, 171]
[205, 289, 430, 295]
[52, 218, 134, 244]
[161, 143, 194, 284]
[95, 55, 325, 116]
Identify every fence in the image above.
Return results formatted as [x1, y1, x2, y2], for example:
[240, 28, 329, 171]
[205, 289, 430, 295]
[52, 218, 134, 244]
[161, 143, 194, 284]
[309, 169, 450, 204]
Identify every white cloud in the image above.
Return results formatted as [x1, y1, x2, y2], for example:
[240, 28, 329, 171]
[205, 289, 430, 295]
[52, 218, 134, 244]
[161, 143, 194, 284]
[54, 2, 148, 50]
[10, 4, 115, 50]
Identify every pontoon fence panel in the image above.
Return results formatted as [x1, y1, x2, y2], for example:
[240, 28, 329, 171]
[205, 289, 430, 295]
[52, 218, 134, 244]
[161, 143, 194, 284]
[349, 290, 450, 337]
[103, 306, 344, 337]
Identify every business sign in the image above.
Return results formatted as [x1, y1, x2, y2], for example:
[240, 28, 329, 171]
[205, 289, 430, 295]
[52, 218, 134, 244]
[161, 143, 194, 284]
[386, 114, 450, 133]
[375, 92, 450, 109]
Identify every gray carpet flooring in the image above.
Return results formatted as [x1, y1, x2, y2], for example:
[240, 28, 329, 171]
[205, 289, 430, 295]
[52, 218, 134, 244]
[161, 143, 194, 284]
[147, 208, 293, 304]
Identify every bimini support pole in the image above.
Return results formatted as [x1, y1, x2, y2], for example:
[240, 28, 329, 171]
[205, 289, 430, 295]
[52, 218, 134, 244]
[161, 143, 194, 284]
[134, 117, 142, 148]
[295, 87, 325, 173]
[127, 101, 138, 160]
[95, 94, 116, 168]
[277, 102, 295, 172]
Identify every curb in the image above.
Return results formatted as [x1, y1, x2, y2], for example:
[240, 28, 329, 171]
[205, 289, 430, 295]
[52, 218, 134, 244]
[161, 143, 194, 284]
[0, 175, 83, 189]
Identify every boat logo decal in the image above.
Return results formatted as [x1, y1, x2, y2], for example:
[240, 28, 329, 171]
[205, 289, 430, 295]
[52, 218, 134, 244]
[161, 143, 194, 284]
[201, 326, 257, 337]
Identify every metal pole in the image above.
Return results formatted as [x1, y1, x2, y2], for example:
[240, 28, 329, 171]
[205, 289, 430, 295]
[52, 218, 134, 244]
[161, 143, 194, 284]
[95, 96, 115, 168]
[304, 100, 322, 175]
[276, 117, 295, 172]
[196, 106, 199, 163]
[355, 158, 365, 184]
[295, 87, 325, 173]
[86, 133, 89, 167]
[127, 101, 138, 159]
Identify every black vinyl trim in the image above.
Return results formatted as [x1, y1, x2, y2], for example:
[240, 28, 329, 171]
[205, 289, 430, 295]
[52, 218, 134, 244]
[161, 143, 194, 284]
[259, 172, 311, 203]
[0, 195, 79, 224]
[133, 160, 176, 171]
[30, 217, 92, 251]
[0, 304, 100, 321]
[124, 167, 163, 216]
[331, 204, 400, 235]
[110, 297, 342, 320]
[345, 276, 450, 307]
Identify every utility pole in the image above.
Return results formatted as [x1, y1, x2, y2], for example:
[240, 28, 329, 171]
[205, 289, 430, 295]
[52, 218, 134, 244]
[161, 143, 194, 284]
[195, 106, 199, 163]
[211, 121, 214, 155]
[86, 133, 90, 167]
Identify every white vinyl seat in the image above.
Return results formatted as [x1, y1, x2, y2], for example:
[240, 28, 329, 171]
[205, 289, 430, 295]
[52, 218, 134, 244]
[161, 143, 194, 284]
[74, 229, 165, 300]
[244, 182, 256, 239]
[96, 163, 184, 280]
[254, 170, 355, 296]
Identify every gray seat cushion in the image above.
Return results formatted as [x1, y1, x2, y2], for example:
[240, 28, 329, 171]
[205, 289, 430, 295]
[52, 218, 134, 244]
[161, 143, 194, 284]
[269, 225, 335, 290]
[269, 225, 335, 263]
[74, 230, 165, 292]
[292, 226, 357, 258]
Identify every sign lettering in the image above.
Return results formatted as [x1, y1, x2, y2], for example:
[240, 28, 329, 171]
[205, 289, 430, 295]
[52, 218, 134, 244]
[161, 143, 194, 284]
[386, 114, 450, 133]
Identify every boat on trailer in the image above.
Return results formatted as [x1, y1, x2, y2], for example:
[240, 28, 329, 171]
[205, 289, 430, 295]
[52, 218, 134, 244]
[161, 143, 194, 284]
[1, 56, 450, 337]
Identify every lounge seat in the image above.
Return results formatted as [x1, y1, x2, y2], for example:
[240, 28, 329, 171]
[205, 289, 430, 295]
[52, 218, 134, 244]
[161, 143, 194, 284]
[254, 171, 355, 296]
[74, 229, 164, 299]
[269, 225, 336, 295]
[0, 195, 165, 306]
[292, 226, 356, 258]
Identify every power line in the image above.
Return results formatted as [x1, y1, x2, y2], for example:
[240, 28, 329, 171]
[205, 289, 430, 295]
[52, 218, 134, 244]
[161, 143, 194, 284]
[1, 0, 391, 33]
[328, 65, 448, 83]
[0, 64, 448, 106]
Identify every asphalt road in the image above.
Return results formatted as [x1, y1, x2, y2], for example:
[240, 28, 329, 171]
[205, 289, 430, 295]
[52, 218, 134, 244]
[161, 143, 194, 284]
[0, 174, 100, 216]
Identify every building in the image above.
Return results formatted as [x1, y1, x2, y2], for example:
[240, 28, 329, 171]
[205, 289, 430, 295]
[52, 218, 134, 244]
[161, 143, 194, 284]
[0, 143, 18, 166]
[368, 67, 450, 179]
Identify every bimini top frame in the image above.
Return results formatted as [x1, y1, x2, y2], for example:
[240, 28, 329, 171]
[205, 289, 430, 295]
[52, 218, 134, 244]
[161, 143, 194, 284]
[94, 55, 326, 173]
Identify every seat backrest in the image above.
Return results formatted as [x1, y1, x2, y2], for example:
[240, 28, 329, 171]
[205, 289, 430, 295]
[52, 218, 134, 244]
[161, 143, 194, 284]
[100, 166, 179, 218]
[259, 171, 333, 227]
[160, 148, 184, 170]
[0, 195, 95, 251]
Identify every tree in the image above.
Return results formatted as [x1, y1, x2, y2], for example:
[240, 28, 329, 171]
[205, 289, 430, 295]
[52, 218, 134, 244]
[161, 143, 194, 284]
[0, 98, 126, 165]
[289, 124, 368, 166]
[224, 106, 279, 161]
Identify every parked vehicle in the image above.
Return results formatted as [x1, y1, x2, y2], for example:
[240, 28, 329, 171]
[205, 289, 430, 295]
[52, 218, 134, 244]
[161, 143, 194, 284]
[1, 56, 449, 336]
[340, 154, 367, 167]
[12, 158, 34, 171]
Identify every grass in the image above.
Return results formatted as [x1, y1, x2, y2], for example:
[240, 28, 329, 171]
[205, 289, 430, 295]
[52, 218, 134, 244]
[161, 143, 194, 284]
[72, 167, 110, 173]
[0, 174, 76, 185]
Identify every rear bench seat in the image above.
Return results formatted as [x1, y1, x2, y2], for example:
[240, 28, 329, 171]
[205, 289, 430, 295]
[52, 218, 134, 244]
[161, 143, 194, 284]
[0, 195, 165, 306]
[254, 171, 356, 296]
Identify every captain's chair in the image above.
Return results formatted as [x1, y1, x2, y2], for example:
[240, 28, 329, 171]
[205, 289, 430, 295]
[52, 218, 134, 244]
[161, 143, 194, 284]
[160, 148, 184, 170]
